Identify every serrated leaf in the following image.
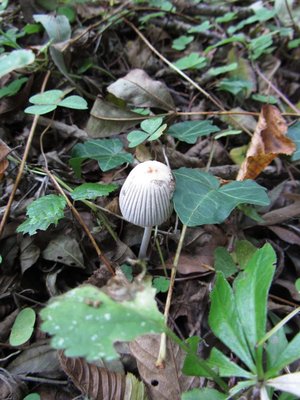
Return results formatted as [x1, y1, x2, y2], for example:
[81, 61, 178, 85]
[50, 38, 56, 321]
[70, 138, 133, 175]
[207, 347, 254, 378]
[173, 53, 207, 70]
[24, 104, 58, 115]
[181, 388, 226, 400]
[40, 284, 165, 361]
[234, 244, 276, 357]
[168, 121, 220, 144]
[16, 194, 67, 235]
[29, 90, 63, 105]
[58, 95, 88, 110]
[173, 168, 269, 227]
[0, 49, 35, 78]
[287, 121, 300, 161]
[9, 308, 36, 346]
[71, 183, 118, 201]
[208, 273, 255, 371]
[33, 14, 71, 43]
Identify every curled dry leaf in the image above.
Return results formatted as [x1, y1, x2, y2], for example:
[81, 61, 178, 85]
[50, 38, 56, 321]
[0, 140, 10, 181]
[130, 334, 201, 400]
[237, 105, 296, 181]
[107, 69, 175, 111]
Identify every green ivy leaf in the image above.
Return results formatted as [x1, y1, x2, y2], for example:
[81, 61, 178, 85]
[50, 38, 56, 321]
[24, 104, 58, 115]
[0, 49, 35, 78]
[287, 121, 300, 161]
[71, 183, 118, 201]
[40, 284, 165, 361]
[172, 35, 194, 51]
[9, 307, 36, 346]
[29, 90, 63, 105]
[58, 95, 88, 110]
[140, 117, 163, 134]
[173, 53, 207, 70]
[16, 194, 67, 235]
[168, 120, 220, 144]
[188, 21, 211, 33]
[173, 168, 269, 227]
[70, 138, 133, 175]
[127, 130, 149, 148]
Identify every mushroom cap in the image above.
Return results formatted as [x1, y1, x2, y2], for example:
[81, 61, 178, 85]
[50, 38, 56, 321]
[119, 161, 175, 227]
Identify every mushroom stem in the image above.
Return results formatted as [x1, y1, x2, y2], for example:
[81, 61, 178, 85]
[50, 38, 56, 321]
[138, 226, 153, 259]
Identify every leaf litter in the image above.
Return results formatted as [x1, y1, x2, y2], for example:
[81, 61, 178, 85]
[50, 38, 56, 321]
[1, 1, 300, 399]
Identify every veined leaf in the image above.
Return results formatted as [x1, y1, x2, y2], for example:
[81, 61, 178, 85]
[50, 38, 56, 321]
[208, 347, 254, 378]
[9, 308, 36, 346]
[70, 138, 133, 175]
[173, 168, 269, 227]
[234, 244, 276, 357]
[16, 194, 67, 235]
[168, 121, 220, 144]
[208, 273, 255, 371]
[71, 183, 118, 201]
[41, 284, 165, 361]
[0, 49, 35, 78]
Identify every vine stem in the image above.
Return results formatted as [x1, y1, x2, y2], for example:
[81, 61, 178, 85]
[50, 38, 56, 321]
[0, 71, 51, 239]
[45, 169, 115, 276]
[156, 223, 187, 368]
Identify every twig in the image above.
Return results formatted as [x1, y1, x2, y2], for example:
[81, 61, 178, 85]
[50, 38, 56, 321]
[44, 169, 115, 276]
[0, 71, 51, 239]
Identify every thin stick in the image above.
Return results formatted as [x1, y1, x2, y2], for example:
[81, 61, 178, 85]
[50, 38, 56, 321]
[156, 224, 187, 367]
[45, 169, 115, 276]
[0, 71, 51, 239]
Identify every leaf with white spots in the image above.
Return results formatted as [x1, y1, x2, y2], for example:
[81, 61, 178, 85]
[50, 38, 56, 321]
[40, 284, 165, 361]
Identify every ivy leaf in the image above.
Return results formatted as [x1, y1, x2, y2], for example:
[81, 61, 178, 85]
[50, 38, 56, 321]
[127, 130, 149, 148]
[40, 284, 165, 361]
[173, 53, 207, 70]
[71, 183, 118, 201]
[173, 168, 269, 227]
[140, 117, 163, 134]
[16, 194, 67, 235]
[172, 35, 194, 51]
[70, 138, 133, 175]
[168, 121, 220, 144]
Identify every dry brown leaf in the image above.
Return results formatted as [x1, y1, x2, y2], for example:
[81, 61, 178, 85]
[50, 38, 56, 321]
[260, 200, 300, 225]
[59, 352, 126, 400]
[0, 140, 10, 181]
[237, 105, 296, 180]
[267, 225, 300, 246]
[130, 334, 200, 400]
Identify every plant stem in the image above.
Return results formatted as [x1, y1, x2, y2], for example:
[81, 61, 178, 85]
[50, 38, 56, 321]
[156, 224, 187, 367]
[139, 226, 152, 259]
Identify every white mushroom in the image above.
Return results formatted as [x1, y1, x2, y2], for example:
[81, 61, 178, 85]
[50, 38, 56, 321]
[119, 160, 175, 259]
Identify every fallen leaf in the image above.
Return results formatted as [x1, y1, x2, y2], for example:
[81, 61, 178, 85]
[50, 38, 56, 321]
[107, 69, 175, 111]
[130, 334, 200, 400]
[42, 234, 85, 268]
[237, 105, 296, 180]
[267, 225, 300, 246]
[0, 140, 10, 180]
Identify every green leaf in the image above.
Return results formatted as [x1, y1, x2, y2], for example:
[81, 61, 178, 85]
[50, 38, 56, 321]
[29, 90, 63, 105]
[120, 264, 133, 282]
[215, 130, 242, 140]
[33, 14, 71, 43]
[266, 314, 289, 372]
[172, 35, 194, 51]
[127, 130, 149, 148]
[70, 138, 133, 175]
[188, 21, 211, 33]
[173, 168, 269, 227]
[287, 121, 300, 161]
[234, 244, 276, 356]
[16, 194, 67, 235]
[148, 123, 167, 141]
[267, 372, 300, 397]
[167, 121, 220, 144]
[183, 336, 211, 378]
[234, 240, 258, 269]
[204, 35, 245, 53]
[9, 307, 36, 346]
[181, 388, 226, 400]
[266, 332, 300, 378]
[214, 247, 238, 278]
[251, 94, 278, 104]
[173, 53, 207, 70]
[208, 273, 255, 371]
[40, 284, 165, 361]
[218, 78, 254, 96]
[295, 278, 300, 292]
[23, 394, 40, 400]
[140, 117, 163, 134]
[153, 276, 170, 293]
[208, 347, 254, 378]
[229, 380, 256, 397]
[0, 77, 28, 99]
[215, 12, 237, 23]
[58, 95, 88, 110]
[208, 63, 238, 76]
[0, 49, 35, 78]
[24, 104, 58, 115]
[71, 183, 118, 201]
[249, 33, 274, 60]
